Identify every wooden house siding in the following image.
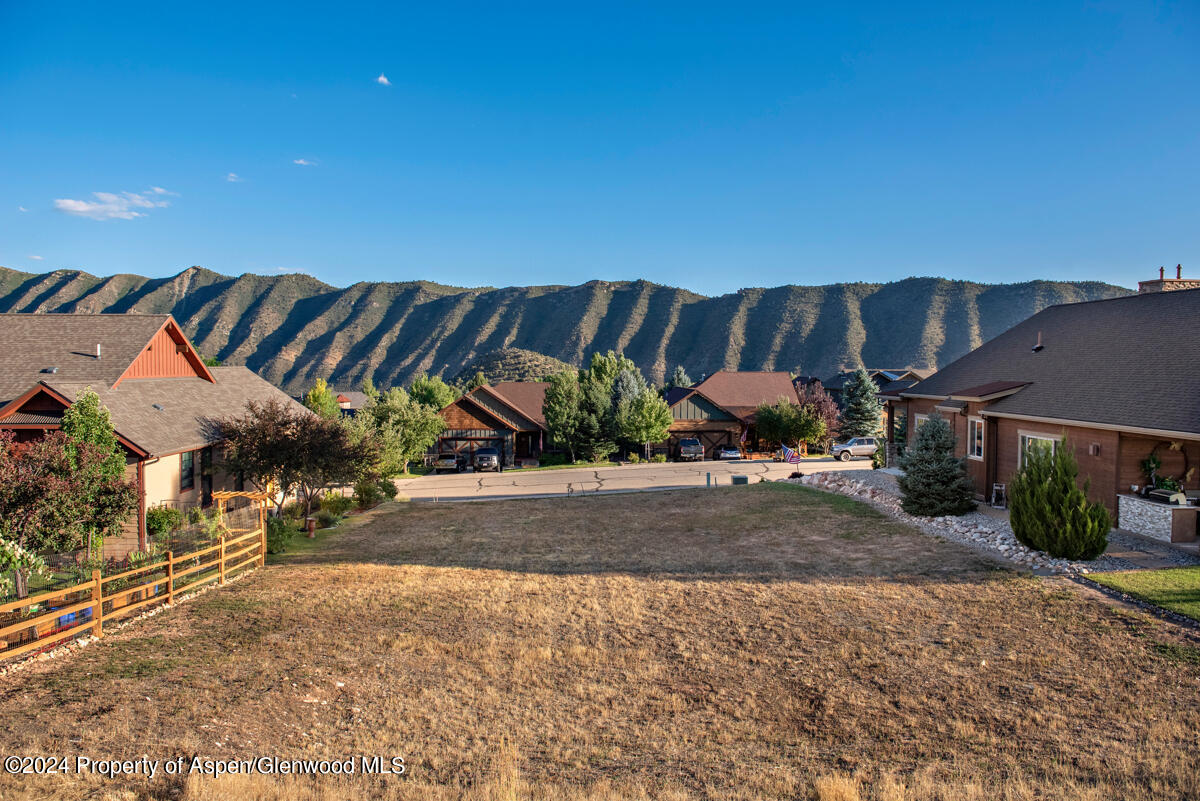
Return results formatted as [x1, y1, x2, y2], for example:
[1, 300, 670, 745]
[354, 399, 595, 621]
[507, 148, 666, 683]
[442, 399, 505, 431]
[121, 325, 204, 382]
[671, 394, 735, 422]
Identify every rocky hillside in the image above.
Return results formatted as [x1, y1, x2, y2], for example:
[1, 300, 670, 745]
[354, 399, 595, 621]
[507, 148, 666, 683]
[0, 266, 1130, 393]
[453, 348, 575, 384]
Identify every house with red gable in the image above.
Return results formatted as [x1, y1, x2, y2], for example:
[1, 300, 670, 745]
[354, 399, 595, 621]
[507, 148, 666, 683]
[0, 313, 309, 550]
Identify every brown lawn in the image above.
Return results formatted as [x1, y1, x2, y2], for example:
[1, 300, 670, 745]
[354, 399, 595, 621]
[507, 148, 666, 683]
[1, 483, 1198, 801]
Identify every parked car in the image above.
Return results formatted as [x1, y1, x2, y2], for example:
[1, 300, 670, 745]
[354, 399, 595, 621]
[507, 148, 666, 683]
[676, 437, 705, 462]
[715, 445, 741, 460]
[433, 452, 461, 473]
[473, 447, 503, 473]
[831, 437, 879, 461]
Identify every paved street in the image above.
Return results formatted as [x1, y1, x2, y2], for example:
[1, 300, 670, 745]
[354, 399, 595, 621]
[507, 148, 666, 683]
[392, 456, 873, 502]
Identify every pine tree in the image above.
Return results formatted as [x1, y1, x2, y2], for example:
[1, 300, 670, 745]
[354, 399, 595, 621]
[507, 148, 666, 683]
[664, 365, 692, 391]
[897, 414, 976, 516]
[839, 368, 883, 439]
[543, 371, 583, 462]
[1009, 439, 1110, 560]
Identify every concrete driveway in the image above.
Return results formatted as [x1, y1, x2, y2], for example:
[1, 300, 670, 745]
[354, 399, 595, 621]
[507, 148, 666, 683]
[392, 457, 873, 502]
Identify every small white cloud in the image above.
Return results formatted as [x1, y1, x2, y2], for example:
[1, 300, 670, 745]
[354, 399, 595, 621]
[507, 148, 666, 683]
[18, 206, 28, 212]
[376, 73, 391, 86]
[29, 254, 43, 260]
[292, 158, 316, 167]
[53, 188, 174, 221]
[226, 172, 242, 182]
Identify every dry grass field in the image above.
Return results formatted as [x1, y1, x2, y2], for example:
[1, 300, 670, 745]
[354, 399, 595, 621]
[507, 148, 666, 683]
[2, 483, 1198, 801]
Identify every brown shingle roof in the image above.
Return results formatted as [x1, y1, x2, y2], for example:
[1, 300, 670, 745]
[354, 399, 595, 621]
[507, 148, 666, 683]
[0, 313, 171, 403]
[479, 381, 549, 429]
[904, 288, 1200, 435]
[46, 366, 310, 456]
[691, 371, 799, 413]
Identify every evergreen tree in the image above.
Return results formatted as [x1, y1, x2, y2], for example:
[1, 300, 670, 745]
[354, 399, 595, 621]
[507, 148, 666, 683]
[465, 370, 488, 392]
[303, 378, 341, 419]
[543, 371, 583, 462]
[361, 375, 379, 400]
[1009, 439, 1110, 560]
[839, 368, 883, 439]
[664, 365, 692, 392]
[577, 373, 616, 462]
[897, 414, 976, 516]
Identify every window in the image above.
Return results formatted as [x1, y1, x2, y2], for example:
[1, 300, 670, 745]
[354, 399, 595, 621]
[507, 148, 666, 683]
[967, 418, 984, 460]
[913, 414, 929, 436]
[180, 450, 195, 492]
[1019, 433, 1059, 468]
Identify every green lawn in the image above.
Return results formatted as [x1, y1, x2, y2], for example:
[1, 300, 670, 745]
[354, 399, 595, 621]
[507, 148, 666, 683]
[1090, 566, 1200, 621]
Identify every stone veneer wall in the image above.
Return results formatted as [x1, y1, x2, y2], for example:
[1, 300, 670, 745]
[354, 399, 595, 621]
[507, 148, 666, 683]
[1118, 495, 1176, 542]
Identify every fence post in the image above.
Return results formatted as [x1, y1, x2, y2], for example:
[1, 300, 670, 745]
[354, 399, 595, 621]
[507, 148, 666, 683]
[91, 569, 104, 639]
[259, 514, 267, 566]
[166, 552, 175, 604]
[218, 536, 226, 585]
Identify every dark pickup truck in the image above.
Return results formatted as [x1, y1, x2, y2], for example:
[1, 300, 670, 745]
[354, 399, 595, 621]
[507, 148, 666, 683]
[676, 437, 705, 462]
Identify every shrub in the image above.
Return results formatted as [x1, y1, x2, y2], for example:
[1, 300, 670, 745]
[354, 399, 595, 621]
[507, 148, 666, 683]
[353, 478, 384, 509]
[1010, 439, 1110, 560]
[315, 509, 339, 528]
[651, 454, 667, 463]
[897, 414, 976, 517]
[145, 506, 183, 538]
[376, 477, 397, 500]
[627, 453, 643, 464]
[538, 453, 571, 467]
[871, 444, 886, 470]
[280, 501, 305, 522]
[265, 516, 297, 554]
[321, 494, 354, 517]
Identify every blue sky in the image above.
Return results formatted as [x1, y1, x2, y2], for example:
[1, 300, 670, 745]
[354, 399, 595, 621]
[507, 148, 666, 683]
[1, 2, 1196, 295]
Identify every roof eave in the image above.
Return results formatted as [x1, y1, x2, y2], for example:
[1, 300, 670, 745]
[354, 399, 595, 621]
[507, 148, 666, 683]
[978, 410, 1200, 441]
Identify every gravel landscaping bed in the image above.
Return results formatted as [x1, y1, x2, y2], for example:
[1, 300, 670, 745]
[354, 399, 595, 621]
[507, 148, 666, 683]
[784, 470, 1200, 575]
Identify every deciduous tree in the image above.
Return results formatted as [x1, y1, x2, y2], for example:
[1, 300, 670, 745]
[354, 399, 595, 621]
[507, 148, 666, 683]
[303, 378, 341, 419]
[543, 371, 583, 463]
[408, 373, 458, 410]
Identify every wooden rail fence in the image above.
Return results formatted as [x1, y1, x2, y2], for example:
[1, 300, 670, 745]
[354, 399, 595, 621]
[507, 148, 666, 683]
[0, 525, 266, 663]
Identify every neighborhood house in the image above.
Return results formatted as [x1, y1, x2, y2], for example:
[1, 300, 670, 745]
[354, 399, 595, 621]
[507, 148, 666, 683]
[662, 370, 801, 457]
[0, 313, 310, 553]
[890, 275, 1200, 540]
[437, 381, 550, 467]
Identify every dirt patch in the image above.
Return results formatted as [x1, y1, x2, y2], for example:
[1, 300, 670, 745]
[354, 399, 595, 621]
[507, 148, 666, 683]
[1, 484, 1198, 800]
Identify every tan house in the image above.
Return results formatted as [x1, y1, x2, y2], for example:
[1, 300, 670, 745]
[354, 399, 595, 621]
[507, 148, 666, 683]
[0, 313, 309, 551]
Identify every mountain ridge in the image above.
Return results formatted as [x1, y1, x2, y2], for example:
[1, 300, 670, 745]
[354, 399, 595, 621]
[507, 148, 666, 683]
[0, 265, 1132, 393]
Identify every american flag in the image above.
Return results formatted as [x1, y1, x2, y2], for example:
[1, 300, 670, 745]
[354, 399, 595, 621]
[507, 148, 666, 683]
[739, 425, 748, 443]
[781, 444, 801, 464]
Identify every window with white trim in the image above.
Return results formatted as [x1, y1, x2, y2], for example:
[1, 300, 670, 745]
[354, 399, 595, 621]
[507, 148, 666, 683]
[967, 417, 984, 460]
[1018, 433, 1059, 469]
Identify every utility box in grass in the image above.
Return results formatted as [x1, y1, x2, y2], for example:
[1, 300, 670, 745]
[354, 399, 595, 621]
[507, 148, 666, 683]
[731, 475, 749, 486]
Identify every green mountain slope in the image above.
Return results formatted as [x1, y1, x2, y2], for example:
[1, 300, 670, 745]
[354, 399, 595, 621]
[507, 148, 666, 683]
[453, 348, 575, 384]
[0, 266, 1131, 393]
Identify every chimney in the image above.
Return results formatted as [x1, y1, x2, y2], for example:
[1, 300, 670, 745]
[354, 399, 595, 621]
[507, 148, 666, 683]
[96, 343, 102, 360]
[1139, 264, 1199, 294]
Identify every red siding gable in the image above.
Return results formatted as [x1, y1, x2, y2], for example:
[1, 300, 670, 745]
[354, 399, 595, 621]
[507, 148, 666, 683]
[116, 321, 214, 385]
